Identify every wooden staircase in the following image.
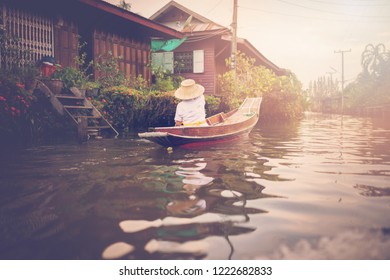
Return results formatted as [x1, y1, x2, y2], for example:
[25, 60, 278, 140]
[36, 80, 119, 142]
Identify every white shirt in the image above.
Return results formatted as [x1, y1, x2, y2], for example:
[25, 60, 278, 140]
[174, 95, 207, 126]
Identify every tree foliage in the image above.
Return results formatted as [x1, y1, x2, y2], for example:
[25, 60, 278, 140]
[361, 43, 389, 78]
[344, 43, 390, 110]
[218, 51, 304, 120]
[118, 0, 131, 11]
[307, 75, 339, 112]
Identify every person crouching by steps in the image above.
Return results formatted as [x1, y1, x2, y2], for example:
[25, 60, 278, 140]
[174, 79, 208, 127]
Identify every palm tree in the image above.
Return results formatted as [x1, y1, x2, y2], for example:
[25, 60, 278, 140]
[361, 43, 389, 77]
[118, 0, 131, 11]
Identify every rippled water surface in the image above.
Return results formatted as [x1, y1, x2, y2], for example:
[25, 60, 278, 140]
[1, 113, 390, 260]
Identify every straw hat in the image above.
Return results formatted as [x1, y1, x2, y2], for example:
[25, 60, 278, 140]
[174, 79, 205, 100]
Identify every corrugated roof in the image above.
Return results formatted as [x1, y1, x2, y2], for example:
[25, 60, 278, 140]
[79, 0, 182, 38]
[182, 22, 223, 32]
[150, 0, 226, 33]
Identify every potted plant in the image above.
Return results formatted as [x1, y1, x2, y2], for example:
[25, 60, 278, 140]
[84, 81, 101, 98]
[41, 73, 62, 94]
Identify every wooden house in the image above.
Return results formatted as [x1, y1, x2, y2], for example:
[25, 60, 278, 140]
[149, 1, 287, 96]
[0, 0, 182, 82]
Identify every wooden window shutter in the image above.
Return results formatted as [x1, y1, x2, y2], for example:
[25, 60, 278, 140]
[163, 52, 174, 73]
[193, 50, 204, 73]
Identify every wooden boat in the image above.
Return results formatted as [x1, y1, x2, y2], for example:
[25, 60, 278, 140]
[138, 97, 262, 148]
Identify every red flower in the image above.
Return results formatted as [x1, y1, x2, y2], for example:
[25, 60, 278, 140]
[16, 83, 25, 89]
[0, 96, 6, 101]
[102, 99, 107, 103]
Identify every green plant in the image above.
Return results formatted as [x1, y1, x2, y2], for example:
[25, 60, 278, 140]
[218, 51, 275, 109]
[118, 0, 131, 10]
[131, 75, 149, 92]
[84, 80, 101, 91]
[96, 51, 128, 88]
[21, 64, 39, 82]
[151, 64, 183, 92]
[205, 95, 221, 116]
[51, 41, 93, 89]
[218, 51, 304, 120]
[52, 67, 85, 89]
[341, 43, 390, 113]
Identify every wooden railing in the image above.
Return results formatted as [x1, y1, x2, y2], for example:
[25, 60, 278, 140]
[0, 3, 54, 68]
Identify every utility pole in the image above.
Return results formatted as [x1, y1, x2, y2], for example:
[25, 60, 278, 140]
[334, 49, 351, 113]
[231, 0, 238, 71]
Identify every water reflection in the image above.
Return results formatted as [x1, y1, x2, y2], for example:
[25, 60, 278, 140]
[354, 184, 390, 197]
[105, 156, 272, 259]
[1, 113, 390, 259]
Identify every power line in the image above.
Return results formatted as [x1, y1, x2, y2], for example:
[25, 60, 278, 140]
[302, 0, 390, 7]
[184, 28, 228, 43]
[239, 6, 390, 23]
[274, 0, 390, 18]
[205, 0, 225, 16]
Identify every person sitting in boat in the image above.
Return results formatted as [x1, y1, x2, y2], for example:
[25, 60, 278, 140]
[174, 79, 208, 127]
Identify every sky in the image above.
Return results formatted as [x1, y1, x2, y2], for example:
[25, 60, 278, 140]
[105, 0, 390, 88]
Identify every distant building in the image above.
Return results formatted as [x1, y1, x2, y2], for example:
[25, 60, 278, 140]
[149, 1, 287, 95]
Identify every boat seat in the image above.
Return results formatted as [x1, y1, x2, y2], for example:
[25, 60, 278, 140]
[206, 112, 227, 126]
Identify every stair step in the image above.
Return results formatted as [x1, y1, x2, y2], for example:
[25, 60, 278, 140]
[56, 95, 84, 100]
[88, 126, 112, 129]
[73, 116, 101, 119]
[64, 105, 93, 110]
[88, 131, 99, 136]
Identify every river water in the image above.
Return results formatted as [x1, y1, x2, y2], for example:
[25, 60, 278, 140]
[1, 113, 390, 260]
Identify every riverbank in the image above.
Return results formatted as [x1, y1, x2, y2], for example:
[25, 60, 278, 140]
[1, 78, 305, 148]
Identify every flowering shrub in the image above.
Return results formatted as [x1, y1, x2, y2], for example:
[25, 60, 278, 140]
[93, 86, 177, 129]
[0, 78, 36, 141]
[94, 86, 140, 129]
[0, 75, 76, 147]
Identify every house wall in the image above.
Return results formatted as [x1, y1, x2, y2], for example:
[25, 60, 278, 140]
[2, 0, 158, 84]
[55, 3, 152, 83]
[175, 39, 216, 96]
[92, 28, 150, 83]
[54, 18, 79, 68]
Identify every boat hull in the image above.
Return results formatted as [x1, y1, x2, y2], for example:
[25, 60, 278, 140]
[138, 97, 262, 148]
[139, 124, 255, 148]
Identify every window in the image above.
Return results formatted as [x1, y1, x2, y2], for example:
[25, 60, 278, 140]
[151, 50, 204, 74]
[193, 50, 204, 73]
[174, 51, 193, 73]
[0, 4, 54, 69]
